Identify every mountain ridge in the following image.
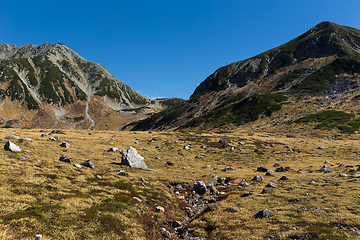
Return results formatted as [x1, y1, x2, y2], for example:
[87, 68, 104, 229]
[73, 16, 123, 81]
[0, 42, 161, 129]
[131, 21, 360, 131]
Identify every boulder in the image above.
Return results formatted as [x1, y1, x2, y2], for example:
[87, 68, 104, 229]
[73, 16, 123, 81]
[4, 141, 21, 152]
[60, 142, 71, 148]
[81, 159, 95, 169]
[59, 155, 72, 163]
[121, 146, 148, 170]
[219, 138, 228, 148]
[5, 134, 19, 140]
[255, 209, 274, 218]
[193, 181, 207, 194]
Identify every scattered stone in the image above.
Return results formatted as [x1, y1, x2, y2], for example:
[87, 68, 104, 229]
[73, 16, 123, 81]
[227, 207, 240, 212]
[121, 146, 148, 170]
[5, 134, 19, 140]
[203, 165, 211, 169]
[166, 161, 174, 166]
[265, 171, 274, 176]
[60, 142, 71, 148]
[195, 155, 204, 159]
[19, 157, 26, 160]
[350, 174, 360, 178]
[155, 145, 161, 149]
[96, 175, 102, 179]
[81, 159, 95, 169]
[314, 208, 326, 213]
[222, 166, 235, 172]
[239, 141, 245, 145]
[183, 167, 190, 170]
[118, 170, 130, 177]
[237, 181, 250, 188]
[23, 138, 34, 142]
[286, 134, 296, 138]
[273, 163, 281, 167]
[255, 209, 274, 218]
[59, 155, 72, 163]
[23, 149, 32, 154]
[108, 147, 119, 152]
[219, 138, 228, 148]
[318, 146, 325, 149]
[257, 166, 268, 172]
[324, 160, 331, 164]
[47, 137, 57, 141]
[266, 182, 279, 188]
[275, 166, 291, 172]
[252, 175, 265, 181]
[308, 180, 317, 185]
[241, 192, 252, 197]
[51, 130, 65, 134]
[193, 181, 207, 194]
[184, 145, 191, 150]
[40, 134, 48, 137]
[319, 165, 331, 171]
[170, 220, 182, 228]
[4, 141, 21, 152]
[74, 164, 81, 168]
[156, 206, 165, 212]
[155, 156, 160, 159]
[133, 197, 142, 202]
[279, 175, 289, 180]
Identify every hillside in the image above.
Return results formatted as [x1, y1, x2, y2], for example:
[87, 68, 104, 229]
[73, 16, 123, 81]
[0, 43, 161, 129]
[131, 21, 360, 131]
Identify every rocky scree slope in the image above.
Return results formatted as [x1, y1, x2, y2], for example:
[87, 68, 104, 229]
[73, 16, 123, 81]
[132, 21, 360, 131]
[0, 43, 155, 129]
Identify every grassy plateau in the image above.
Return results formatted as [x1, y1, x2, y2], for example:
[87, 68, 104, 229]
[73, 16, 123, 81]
[1, 128, 360, 239]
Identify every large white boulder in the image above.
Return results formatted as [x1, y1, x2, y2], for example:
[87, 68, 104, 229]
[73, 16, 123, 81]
[4, 141, 21, 152]
[121, 146, 148, 170]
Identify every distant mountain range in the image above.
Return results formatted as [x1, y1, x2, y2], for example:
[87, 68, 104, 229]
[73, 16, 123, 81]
[131, 21, 360, 131]
[0, 43, 161, 129]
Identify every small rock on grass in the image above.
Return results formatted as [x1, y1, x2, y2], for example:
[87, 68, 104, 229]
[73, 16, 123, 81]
[4, 141, 21, 152]
[81, 159, 95, 169]
[255, 209, 274, 218]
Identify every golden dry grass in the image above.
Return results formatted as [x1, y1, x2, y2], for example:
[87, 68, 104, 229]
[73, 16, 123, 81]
[0, 127, 360, 239]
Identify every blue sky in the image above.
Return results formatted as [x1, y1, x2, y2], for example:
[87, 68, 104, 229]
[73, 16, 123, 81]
[1, 0, 360, 99]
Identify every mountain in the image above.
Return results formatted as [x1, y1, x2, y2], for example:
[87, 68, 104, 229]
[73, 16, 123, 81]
[0, 43, 161, 129]
[131, 21, 360, 131]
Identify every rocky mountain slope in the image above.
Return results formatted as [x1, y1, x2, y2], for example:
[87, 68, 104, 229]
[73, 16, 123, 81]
[132, 21, 360, 131]
[0, 43, 161, 129]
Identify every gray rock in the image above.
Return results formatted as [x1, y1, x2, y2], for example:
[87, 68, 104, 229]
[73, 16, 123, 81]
[121, 146, 148, 170]
[60, 142, 70, 148]
[81, 159, 95, 169]
[252, 175, 265, 181]
[227, 207, 240, 212]
[59, 155, 72, 163]
[339, 173, 348, 177]
[261, 188, 273, 194]
[195, 155, 204, 159]
[319, 165, 331, 171]
[166, 161, 173, 166]
[47, 137, 57, 141]
[237, 181, 250, 188]
[19, 157, 26, 160]
[219, 138, 228, 148]
[350, 174, 360, 178]
[170, 220, 182, 228]
[324, 160, 331, 164]
[203, 164, 211, 169]
[96, 175, 102, 179]
[184, 145, 191, 150]
[74, 164, 82, 168]
[5, 134, 19, 140]
[257, 166, 268, 172]
[308, 180, 317, 185]
[23, 138, 34, 142]
[4, 141, 21, 152]
[205, 181, 214, 189]
[118, 170, 130, 177]
[193, 181, 207, 194]
[314, 208, 326, 213]
[241, 192, 252, 197]
[279, 175, 289, 180]
[265, 171, 274, 176]
[266, 182, 279, 188]
[318, 146, 325, 149]
[108, 147, 119, 152]
[183, 166, 190, 170]
[23, 149, 32, 154]
[40, 134, 48, 137]
[255, 209, 274, 218]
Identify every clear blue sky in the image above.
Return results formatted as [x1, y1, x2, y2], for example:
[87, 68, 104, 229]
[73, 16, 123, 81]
[1, 0, 360, 99]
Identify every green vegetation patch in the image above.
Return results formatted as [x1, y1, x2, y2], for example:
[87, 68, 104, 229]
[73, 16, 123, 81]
[293, 110, 360, 133]
[275, 68, 306, 89]
[184, 93, 287, 129]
